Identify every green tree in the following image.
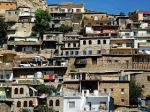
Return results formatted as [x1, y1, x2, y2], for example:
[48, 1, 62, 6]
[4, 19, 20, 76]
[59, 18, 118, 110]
[37, 105, 55, 112]
[0, 16, 8, 46]
[130, 80, 143, 105]
[19, 109, 30, 112]
[58, 24, 72, 34]
[34, 9, 51, 38]
[37, 84, 57, 95]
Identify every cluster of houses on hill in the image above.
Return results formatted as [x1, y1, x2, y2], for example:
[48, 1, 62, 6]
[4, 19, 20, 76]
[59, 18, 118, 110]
[0, 1, 150, 112]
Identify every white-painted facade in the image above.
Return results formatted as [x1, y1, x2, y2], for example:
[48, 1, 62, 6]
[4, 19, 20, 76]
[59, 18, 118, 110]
[63, 90, 113, 112]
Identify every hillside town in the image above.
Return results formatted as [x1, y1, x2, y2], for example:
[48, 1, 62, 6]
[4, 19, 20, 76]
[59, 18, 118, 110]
[0, 0, 150, 112]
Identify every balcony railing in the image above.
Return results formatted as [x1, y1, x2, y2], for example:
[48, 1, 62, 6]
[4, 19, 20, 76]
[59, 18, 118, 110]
[75, 59, 87, 65]
[136, 34, 150, 37]
[15, 78, 44, 85]
[7, 41, 42, 45]
[63, 37, 79, 41]
[43, 36, 57, 41]
[139, 42, 150, 47]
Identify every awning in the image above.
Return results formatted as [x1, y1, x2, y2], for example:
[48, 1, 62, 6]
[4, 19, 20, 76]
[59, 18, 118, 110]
[29, 87, 37, 92]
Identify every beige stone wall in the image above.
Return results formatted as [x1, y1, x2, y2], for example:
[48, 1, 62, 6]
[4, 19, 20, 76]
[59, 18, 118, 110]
[79, 38, 110, 55]
[133, 72, 150, 97]
[47, 96, 63, 112]
[99, 82, 129, 106]
[15, 23, 34, 37]
[68, 56, 132, 72]
[12, 97, 38, 112]
[11, 85, 30, 98]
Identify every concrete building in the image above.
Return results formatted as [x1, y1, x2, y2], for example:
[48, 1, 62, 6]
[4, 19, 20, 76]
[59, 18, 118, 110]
[62, 35, 81, 56]
[0, 1, 17, 15]
[7, 36, 41, 53]
[79, 36, 110, 55]
[63, 90, 114, 112]
[129, 10, 150, 22]
[48, 3, 85, 14]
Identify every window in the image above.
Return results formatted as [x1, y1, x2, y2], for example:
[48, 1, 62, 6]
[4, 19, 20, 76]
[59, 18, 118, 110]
[115, 60, 118, 63]
[71, 74, 75, 79]
[97, 50, 101, 55]
[6, 74, 10, 79]
[20, 88, 24, 94]
[97, 40, 101, 44]
[89, 40, 92, 45]
[70, 51, 74, 55]
[121, 99, 125, 102]
[121, 88, 125, 94]
[69, 101, 75, 108]
[49, 100, 53, 107]
[8, 12, 11, 15]
[23, 101, 27, 107]
[83, 40, 86, 45]
[142, 85, 145, 88]
[92, 58, 97, 65]
[68, 43, 71, 47]
[89, 50, 92, 55]
[68, 8, 71, 12]
[121, 88, 124, 92]
[103, 40, 106, 44]
[17, 101, 21, 107]
[104, 89, 107, 93]
[14, 88, 18, 94]
[75, 51, 78, 55]
[147, 76, 150, 81]
[111, 88, 114, 92]
[73, 43, 76, 47]
[76, 9, 81, 13]
[83, 51, 86, 55]
[65, 51, 69, 56]
[29, 100, 33, 107]
[56, 100, 60, 106]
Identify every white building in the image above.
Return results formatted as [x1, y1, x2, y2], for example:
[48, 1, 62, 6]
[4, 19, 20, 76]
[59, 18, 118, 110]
[63, 90, 114, 112]
[134, 29, 150, 54]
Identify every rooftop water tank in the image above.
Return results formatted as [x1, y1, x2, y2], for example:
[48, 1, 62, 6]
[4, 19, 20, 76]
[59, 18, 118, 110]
[94, 90, 99, 96]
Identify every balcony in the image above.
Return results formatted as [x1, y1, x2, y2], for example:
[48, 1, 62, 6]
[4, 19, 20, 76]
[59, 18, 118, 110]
[144, 17, 150, 21]
[139, 42, 150, 47]
[75, 59, 87, 65]
[15, 78, 44, 85]
[7, 41, 42, 45]
[136, 34, 150, 37]
[63, 36, 79, 41]
[43, 36, 57, 41]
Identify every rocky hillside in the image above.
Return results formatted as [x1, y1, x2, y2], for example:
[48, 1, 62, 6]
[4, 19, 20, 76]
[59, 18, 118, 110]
[0, 0, 47, 11]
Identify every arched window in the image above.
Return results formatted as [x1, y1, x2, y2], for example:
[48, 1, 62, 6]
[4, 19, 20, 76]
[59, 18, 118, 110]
[23, 101, 27, 107]
[14, 88, 18, 94]
[97, 40, 101, 44]
[17, 101, 21, 107]
[56, 100, 60, 106]
[29, 100, 33, 107]
[49, 100, 53, 107]
[89, 40, 92, 45]
[20, 88, 24, 94]
[83, 40, 86, 45]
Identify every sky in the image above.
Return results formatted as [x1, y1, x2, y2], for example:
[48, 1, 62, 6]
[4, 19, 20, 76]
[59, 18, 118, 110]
[47, 0, 150, 15]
